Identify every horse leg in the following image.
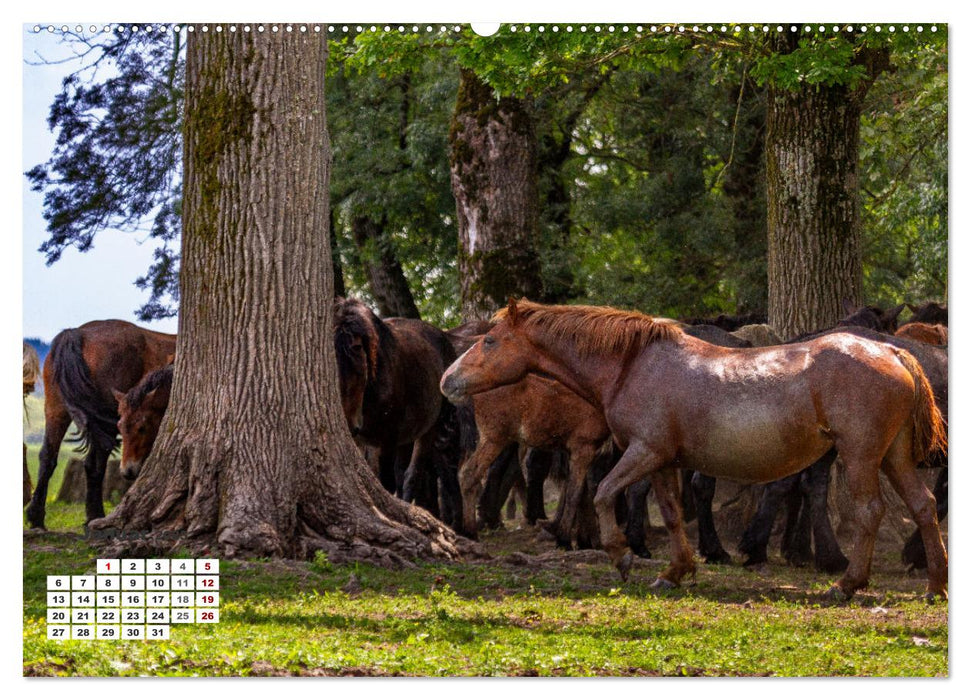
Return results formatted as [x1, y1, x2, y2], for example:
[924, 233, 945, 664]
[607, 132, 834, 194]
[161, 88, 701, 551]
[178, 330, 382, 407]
[25, 402, 72, 529]
[649, 467, 698, 586]
[691, 472, 730, 564]
[477, 444, 519, 530]
[550, 443, 599, 550]
[83, 444, 111, 523]
[804, 454, 849, 573]
[524, 449, 552, 524]
[881, 447, 947, 600]
[594, 444, 689, 583]
[457, 440, 507, 539]
[781, 471, 811, 566]
[738, 473, 800, 567]
[402, 434, 440, 518]
[902, 466, 947, 571]
[376, 442, 400, 495]
[624, 478, 652, 558]
[829, 458, 884, 600]
[681, 469, 697, 523]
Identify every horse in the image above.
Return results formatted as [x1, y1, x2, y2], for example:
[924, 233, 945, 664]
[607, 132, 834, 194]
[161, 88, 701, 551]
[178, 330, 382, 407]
[906, 301, 947, 326]
[678, 312, 767, 332]
[837, 301, 905, 333]
[442, 299, 947, 600]
[455, 373, 612, 543]
[738, 324, 948, 573]
[24, 320, 176, 529]
[895, 322, 948, 346]
[112, 365, 174, 479]
[334, 297, 461, 526]
[23, 342, 41, 507]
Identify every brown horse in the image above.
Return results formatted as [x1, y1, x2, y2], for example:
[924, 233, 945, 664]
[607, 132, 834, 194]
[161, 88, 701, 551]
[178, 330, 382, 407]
[442, 299, 948, 600]
[895, 322, 948, 346]
[24, 320, 176, 528]
[112, 365, 174, 479]
[456, 374, 611, 542]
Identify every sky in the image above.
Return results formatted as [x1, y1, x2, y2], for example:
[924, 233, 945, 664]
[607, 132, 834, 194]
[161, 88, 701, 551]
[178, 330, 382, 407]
[21, 28, 179, 342]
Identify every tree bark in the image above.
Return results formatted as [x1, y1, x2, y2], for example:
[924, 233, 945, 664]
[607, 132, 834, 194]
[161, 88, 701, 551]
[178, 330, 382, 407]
[350, 215, 421, 318]
[89, 27, 477, 565]
[449, 69, 542, 321]
[766, 37, 889, 339]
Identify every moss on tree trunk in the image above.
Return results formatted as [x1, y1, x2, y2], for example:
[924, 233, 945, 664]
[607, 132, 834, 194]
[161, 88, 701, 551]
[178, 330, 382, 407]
[449, 69, 542, 321]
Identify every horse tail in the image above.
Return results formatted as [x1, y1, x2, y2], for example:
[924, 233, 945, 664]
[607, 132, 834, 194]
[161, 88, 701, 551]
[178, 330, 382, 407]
[48, 328, 119, 455]
[895, 348, 947, 464]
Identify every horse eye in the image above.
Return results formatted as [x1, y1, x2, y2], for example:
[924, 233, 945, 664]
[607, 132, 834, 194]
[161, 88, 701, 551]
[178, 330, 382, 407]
[483, 335, 495, 346]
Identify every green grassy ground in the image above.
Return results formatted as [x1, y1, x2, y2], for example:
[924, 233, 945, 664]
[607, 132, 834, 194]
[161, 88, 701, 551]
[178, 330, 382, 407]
[23, 492, 948, 677]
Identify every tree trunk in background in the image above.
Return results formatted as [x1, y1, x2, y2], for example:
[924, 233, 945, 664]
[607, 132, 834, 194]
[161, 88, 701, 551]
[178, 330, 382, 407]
[90, 27, 474, 565]
[351, 215, 421, 318]
[449, 69, 542, 321]
[766, 37, 889, 339]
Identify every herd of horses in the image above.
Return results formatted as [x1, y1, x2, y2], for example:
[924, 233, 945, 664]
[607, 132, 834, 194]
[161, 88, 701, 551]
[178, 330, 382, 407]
[23, 298, 948, 601]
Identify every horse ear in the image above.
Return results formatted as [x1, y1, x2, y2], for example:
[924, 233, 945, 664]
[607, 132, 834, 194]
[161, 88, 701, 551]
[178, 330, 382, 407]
[886, 304, 905, 323]
[906, 303, 918, 313]
[841, 299, 856, 315]
[165, 353, 176, 366]
[507, 297, 519, 325]
[111, 388, 126, 404]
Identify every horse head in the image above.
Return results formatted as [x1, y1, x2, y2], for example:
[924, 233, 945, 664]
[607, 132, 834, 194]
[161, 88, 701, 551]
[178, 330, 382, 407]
[440, 298, 536, 403]
[838, 301, 905, 333]
[112, 366, 173, 480]
[333, 297, 380, 434]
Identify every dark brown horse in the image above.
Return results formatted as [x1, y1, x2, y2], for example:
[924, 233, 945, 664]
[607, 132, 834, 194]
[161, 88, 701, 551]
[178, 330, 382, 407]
[334, 297, 461, 524]
[906, 301, 947, 326]
[112, 365, 174, 479]
[837, 301, 905, 333]
[24, 320, 176, 528]
[442, 300, 947, 600]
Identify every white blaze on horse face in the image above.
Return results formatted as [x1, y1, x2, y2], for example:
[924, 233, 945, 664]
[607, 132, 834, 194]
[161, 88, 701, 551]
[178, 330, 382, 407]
[441, 345, 475, 400]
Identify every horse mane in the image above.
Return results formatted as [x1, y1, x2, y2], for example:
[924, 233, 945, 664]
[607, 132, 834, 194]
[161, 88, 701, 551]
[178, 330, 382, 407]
[333, 297, 381, 381]
[493, 300, 681, 359]
[125, 365, 174, 410]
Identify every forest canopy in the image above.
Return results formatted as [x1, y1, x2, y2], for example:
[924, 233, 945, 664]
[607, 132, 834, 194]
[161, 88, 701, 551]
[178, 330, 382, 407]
[26, 24, 948, 327]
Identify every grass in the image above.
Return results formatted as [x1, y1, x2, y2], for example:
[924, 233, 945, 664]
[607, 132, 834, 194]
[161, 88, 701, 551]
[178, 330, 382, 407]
[23, 497, 948, 677]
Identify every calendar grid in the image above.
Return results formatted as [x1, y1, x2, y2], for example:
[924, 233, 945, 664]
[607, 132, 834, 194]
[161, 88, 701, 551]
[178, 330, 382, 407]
[46, 559, 219, 641]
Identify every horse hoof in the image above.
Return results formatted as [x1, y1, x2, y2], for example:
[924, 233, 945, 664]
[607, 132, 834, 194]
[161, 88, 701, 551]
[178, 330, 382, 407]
[650, 577, 676, 590]
[704, 550, 732, 565]
[632, 547, 653, 560]
[616, 551, 634, 582]
[924, 590, 947, 604]
[825, 585, 851, 602]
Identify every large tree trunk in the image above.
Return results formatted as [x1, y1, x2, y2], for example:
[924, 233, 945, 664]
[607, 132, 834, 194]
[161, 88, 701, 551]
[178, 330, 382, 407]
[449, 69, 542, 321]
[90, 27, 475, 565]
[350, 215, 421, 318]
[766, 37, 889, 339]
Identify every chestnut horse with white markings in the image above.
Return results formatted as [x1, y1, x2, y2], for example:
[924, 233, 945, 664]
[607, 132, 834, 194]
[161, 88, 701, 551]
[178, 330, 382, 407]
[441, 299, 948, 600]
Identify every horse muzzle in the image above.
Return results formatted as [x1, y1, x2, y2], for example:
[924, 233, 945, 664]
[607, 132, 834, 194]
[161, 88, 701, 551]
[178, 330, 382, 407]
[440, 372, 470, 404]
[120, 460, 142, 481]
